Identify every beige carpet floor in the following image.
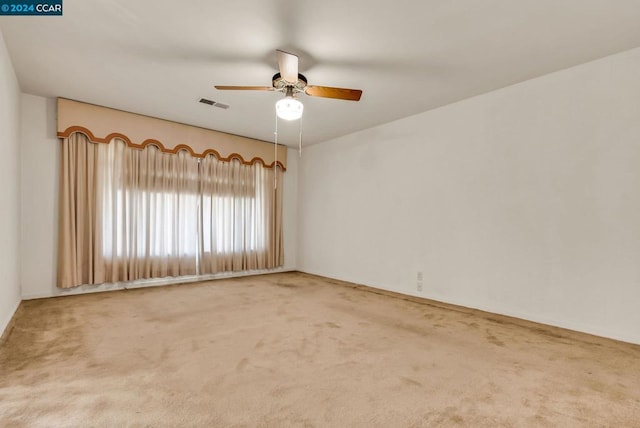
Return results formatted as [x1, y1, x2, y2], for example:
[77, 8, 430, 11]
[1, 272, 639, 427]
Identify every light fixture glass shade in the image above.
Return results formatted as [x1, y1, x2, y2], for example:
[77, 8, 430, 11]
[276, 97, 303, 121]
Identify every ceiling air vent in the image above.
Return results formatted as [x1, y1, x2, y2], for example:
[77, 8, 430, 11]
[199, 98, 230, 109]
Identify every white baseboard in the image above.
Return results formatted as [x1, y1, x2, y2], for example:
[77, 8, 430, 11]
[297, 268, 640, 346]
[0, 299, 21, 344]
[21, 267, 298, 300]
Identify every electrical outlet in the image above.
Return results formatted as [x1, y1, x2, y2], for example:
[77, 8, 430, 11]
[417, 271, 423, 281]
[417, 282, 423, 292]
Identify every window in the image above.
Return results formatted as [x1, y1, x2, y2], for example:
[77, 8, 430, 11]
[57, 133, 283, 288]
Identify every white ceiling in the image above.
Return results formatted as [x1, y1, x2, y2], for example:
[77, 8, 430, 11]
[2, 0, 640, 146]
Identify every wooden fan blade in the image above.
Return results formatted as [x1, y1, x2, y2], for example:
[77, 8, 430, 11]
[305, 85, 362, 101]
[214, 85, 274, 91]
[276, 49, 299, 84]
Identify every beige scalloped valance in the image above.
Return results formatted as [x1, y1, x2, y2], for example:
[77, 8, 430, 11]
[56, 98, 287, 170]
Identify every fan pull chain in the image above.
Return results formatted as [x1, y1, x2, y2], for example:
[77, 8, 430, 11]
[298, 115, 303, 157]
[274, 110, 279, 190]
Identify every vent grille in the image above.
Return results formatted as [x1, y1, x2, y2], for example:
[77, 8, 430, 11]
[199, 98, 230, 109]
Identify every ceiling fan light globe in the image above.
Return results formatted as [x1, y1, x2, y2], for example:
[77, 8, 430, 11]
[276, 97, 304, 121]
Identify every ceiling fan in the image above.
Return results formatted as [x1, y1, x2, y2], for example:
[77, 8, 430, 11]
[215, 50, 363, 121]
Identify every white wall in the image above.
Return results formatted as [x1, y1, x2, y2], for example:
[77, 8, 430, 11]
[282, 148, 298, 270]
[0, 29, 21, 337]
[19, 94, 59, 299]
[298, 47, 640, 344]
[19, 93, 298, 298]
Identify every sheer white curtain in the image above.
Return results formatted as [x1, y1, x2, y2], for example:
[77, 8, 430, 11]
[58, 133, 283, 289]
[198, 156, 283, 274]
[98, 138, 200, 282]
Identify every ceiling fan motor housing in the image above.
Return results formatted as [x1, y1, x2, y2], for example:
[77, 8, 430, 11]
[272, 72, 308, 93]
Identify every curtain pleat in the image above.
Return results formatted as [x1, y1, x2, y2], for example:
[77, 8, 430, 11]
[197, 155, 283, 275]
[57, 133, 281, 289]
[57, 133, 101, 287]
